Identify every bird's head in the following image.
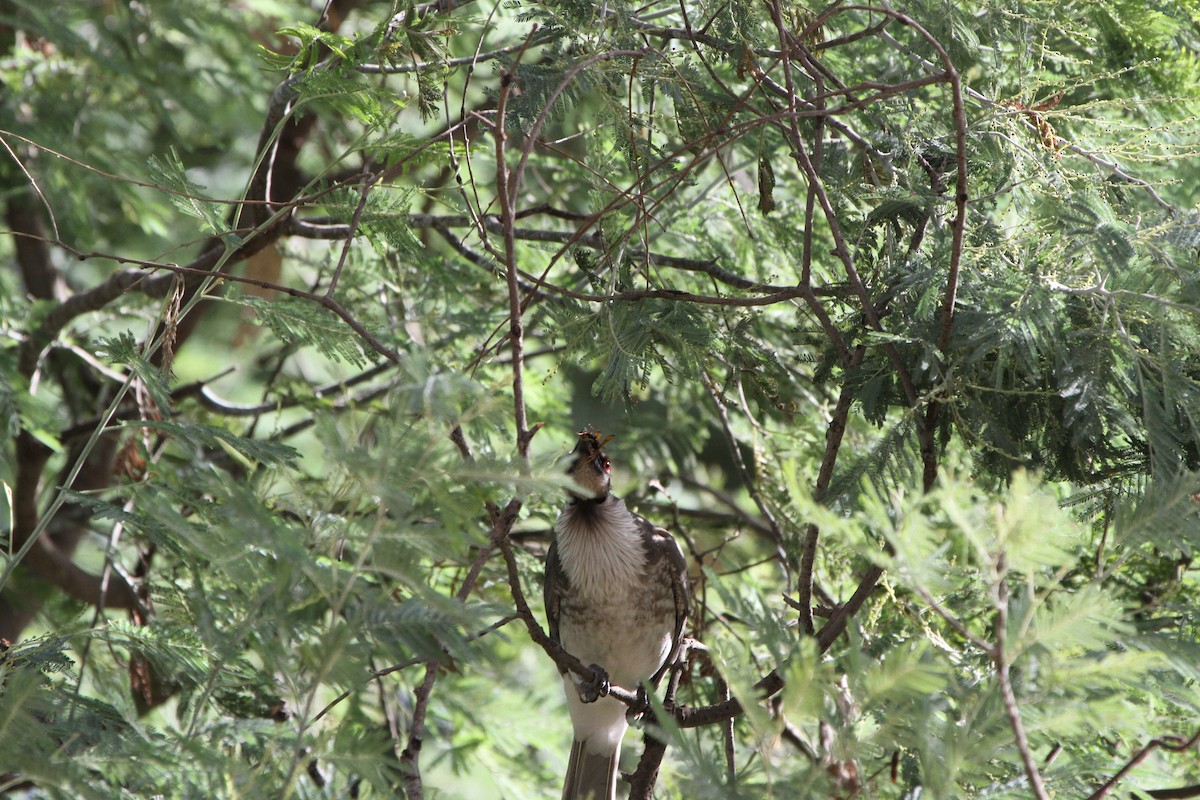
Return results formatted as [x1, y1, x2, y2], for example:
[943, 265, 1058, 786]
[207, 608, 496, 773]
[565, 428, 614, 501]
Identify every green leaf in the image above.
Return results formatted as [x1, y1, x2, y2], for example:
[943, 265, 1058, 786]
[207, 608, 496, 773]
[146, 149, 234, 243]
[226, 293, 373, 368]
[95, 331, 174, 413]
[128, 419, 299, 466]
[1021, 583, 1130, 656]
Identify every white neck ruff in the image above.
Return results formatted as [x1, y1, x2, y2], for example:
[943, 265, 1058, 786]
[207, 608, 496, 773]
[554, 497, 646, 597]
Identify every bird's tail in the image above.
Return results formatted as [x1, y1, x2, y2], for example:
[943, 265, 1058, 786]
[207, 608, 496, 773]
[562, 737, 618, 800]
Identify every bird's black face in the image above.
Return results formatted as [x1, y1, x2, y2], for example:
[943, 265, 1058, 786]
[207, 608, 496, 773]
[565, 430, 613, 500]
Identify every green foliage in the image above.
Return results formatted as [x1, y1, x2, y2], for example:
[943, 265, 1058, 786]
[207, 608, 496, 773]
[225, 293, 374, 368]
[790, 466, 1189, 798]
[550, 298, 717, 403]
[2, 0, 1200, 797]
[95, 332, 174, 412]
[145, 150, 234, 243]
[132, 419, 300, 467]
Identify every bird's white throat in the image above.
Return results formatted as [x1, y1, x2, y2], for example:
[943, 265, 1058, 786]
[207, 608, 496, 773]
[554, 497, 646, 597]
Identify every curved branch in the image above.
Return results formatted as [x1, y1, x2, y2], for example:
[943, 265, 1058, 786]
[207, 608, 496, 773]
[5, 432, 142, 634]
[673, 563, 884, 728]
[1086, 729, 1200, 800]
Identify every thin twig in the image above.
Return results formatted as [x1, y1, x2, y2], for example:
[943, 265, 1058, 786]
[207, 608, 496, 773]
[672, 561, 885, 729]
[40, 243, 405, 365]
[993, 554, 1050, 800]
[493, 30, 543, 462]
[798, 347, 866, 634]
[876, 30, 1174, 212]
[394, 500, 513, 795]
[311, 613, 518, 723]
[325, 173, 379, 298]
[912, 584, 995, 654]
[357, 33, 557, 74]
[508, 45, 650, 210]
[1086, 729, 1200, 800]
[702, 371, 791, 582]
[815, 565, 884, 653]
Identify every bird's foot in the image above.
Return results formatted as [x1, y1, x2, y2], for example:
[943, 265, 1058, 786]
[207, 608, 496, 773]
[577, 663, 610, 704]
[625, 686, 651, 724]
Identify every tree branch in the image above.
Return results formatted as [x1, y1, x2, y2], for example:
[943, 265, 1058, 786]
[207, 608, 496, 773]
[493, 29, 544, 463]
[1086, 729, 1200, 800]
[627, 651, 688, 800]
[3, 432, 142, 642]
[798, 346, 866, 635]
[5, 185, 61, 301]
[702, 372, 791, 581]
[1149, 784, 1200, 800]
[993, 554, 1049, 800]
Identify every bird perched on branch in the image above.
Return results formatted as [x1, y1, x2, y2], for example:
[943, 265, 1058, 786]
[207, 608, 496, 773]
[544, 430, 690, 800]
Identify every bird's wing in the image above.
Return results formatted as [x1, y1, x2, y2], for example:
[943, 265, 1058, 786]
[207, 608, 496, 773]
[544, 539, 568, 656]
[638, 515, 690, 684]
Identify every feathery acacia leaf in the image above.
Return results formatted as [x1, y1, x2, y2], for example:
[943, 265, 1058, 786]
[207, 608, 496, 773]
[5, 0, 1200, 797]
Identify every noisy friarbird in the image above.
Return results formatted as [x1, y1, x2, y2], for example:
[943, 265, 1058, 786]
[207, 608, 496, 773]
[544, 431, 689, 800]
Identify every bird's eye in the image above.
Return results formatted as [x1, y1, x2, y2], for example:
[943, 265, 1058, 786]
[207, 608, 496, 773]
[601, 456, 611, 473]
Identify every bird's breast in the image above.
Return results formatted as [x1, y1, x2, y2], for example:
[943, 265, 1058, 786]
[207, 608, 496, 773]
[553, 497, 678, 686]
[557, 581, 675, 689]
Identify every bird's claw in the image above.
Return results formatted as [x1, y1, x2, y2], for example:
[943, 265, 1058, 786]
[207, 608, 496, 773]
[578, 663, 610, 704]
[625, 686, 651, 724]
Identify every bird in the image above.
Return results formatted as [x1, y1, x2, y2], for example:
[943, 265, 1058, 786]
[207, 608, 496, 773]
[544, 429, 689, 800]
